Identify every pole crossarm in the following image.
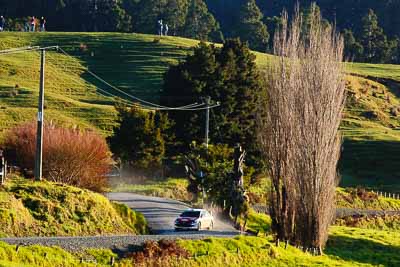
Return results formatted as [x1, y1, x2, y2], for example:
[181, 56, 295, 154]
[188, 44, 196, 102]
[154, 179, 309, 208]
[0, 46, 59, 56]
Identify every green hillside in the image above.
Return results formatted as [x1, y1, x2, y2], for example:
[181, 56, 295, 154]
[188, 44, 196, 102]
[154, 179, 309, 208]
[1, 32, 400, 191]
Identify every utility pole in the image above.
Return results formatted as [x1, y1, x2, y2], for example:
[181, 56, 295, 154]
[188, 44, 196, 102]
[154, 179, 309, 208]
[34, 49, 45, 181]
[204, 96, 211, 149]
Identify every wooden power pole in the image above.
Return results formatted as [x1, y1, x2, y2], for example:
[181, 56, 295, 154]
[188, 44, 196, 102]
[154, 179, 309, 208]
[34, 49, 45, 181]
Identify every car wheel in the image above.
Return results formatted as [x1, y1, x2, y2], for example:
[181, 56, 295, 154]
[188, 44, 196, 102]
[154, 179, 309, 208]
[197, 222, 201, 231]
[209, 221, 214, 230]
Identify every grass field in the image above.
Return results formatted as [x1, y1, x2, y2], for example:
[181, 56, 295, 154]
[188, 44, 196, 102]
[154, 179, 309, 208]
[347, 62, 400, 82]
[1, 32, 400, 190]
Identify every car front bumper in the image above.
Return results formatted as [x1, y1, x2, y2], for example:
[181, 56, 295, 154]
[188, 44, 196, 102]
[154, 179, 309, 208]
[174, 222, 199, 230]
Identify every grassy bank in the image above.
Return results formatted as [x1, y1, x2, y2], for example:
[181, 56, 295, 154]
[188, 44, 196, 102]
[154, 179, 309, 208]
[0, 177, 147, 237]
[173, 226, 400, 267]
[336, 188, 400, 210]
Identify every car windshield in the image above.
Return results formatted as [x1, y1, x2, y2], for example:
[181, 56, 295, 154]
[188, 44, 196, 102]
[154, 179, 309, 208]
[180, 211, 200, 218]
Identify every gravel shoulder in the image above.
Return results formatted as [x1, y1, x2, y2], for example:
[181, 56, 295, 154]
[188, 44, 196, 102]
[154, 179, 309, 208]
[0, 232, 239, 254]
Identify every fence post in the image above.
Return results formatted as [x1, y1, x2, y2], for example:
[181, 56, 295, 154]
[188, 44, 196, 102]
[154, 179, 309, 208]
[0, 150, 4, 185]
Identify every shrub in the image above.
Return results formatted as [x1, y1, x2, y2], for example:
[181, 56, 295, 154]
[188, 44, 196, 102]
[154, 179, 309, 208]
[2, 122, 112, 192]
[109, 105, 167, 170]
[126, 240, 190, 266]
[112, 202, 148, 234]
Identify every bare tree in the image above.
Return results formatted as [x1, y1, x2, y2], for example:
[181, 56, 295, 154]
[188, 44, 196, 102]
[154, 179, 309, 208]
[259, 4, 346, 252]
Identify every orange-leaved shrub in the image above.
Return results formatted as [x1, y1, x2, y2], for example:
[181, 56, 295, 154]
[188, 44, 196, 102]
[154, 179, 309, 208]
[3, 122, 112, 192]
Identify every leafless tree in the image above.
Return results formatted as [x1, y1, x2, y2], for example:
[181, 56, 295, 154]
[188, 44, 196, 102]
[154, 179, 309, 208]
[259, 3, 346, 253]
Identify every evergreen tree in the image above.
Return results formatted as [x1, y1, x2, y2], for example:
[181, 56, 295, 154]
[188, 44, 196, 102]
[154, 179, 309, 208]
[360, 9, 393, 63]
[183, 0, 222, 41]
[131, 0, 167, 34]
[109, 105, 167, 169]
[75, 0, 132, 32]
[235, 0, 269, 51]
[163, 0, 190, 36]
[162, 39, 265, 166]
[343, 29, 364, 61]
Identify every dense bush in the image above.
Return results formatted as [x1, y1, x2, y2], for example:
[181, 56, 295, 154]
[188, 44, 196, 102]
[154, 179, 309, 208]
[183, 143, 254, 209]
[109, 105, 168, 170]
[2, 122, 112, 192]
[126, 239, 190, 266]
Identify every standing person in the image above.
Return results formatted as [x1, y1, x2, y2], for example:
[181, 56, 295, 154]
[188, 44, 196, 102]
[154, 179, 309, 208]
[158, 19, 163, 36]
[30, 16, 36, 32]
[39, 17, 46, 32]
[0, 16, 5, 32]
[164, 24, 169, 36]
[24, 20, 30, 32]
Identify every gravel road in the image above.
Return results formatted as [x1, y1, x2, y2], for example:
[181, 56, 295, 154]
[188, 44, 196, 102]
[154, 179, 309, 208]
[106, 192, 237, 235]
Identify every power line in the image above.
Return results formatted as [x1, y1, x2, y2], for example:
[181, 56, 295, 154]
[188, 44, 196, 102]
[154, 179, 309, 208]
[58, 47, 212, 111]
[0, 46, 221, 111]
[48, 51, 214, 110]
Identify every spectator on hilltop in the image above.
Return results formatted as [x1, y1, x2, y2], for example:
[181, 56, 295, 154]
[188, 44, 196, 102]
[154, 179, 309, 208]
[0, 16, 5, 32]
[30, 16, 36, 32]
[24, 20, 30, 32]
[40, 16, 46, 32]
[158, 19, 163, 36]
[164, 24, 169, 36]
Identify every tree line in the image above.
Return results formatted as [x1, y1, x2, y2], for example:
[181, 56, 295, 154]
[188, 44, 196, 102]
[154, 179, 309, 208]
[0, 0, 222, 41]
[2, 0, 400, 63]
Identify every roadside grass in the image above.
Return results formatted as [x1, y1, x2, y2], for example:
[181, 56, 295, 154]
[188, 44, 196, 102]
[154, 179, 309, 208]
[0, 242, 122, 267]
[0, 242, 96, 267]
[173, 226, 400, 267]
[336, 215, 400, 231]
[0, 212, 399, 267]
[336, 188, 400, 210]
[3, 225, 398, 267]
[111, 177, 191, 202]
[0, 177, 147, 237]
[242, 210, 271, 234]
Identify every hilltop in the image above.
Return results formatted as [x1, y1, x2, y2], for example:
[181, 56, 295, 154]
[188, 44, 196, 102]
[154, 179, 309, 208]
[0, 32, 400, 190]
